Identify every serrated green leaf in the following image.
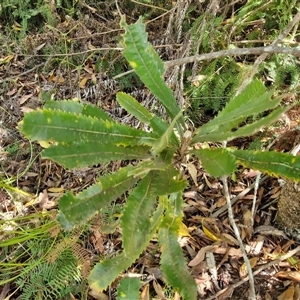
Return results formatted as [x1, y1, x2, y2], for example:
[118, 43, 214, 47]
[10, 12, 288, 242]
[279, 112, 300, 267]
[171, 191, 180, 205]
[151, 111, 182, 154]
[193, 148, 236, 177]
[57, 165, 139, 230]
[218, 79, 266, 117]
[117, 277, 141, 300]
[45, 100, 117, 122]
[158, 220, 197, 300]
[43, 142, 152, 168]
[116, 92, 153, 124]
[229, 149, 300, 181]
[151, 168, 187, 195]
[121, 173, 158, 256]
[81, 103, 116, 122]
[192, 106, 289, 143]
[21, 110, 156, 146]
[192, 79, 284, 143]
[116, 92, 178, 144]
[88, 190, 165, 294]
[126, 149, 177, 179]
[88, 253, 133, 292]
[44, 100, 84, 113]
[193, 90, 279, 141]
[120, 17, 184, 128]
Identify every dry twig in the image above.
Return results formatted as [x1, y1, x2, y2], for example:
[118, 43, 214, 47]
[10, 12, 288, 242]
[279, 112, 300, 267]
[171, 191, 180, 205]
[221, 175, 256, 300]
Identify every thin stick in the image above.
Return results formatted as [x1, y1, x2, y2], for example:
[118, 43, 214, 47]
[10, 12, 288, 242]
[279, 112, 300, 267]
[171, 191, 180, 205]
[0, 63, 44, 84]
[212, 175, 269, 218]
[251, 172, 261, 225]
[235, 10, 300, 95]
[206, 245, 300, 300]
[112, 45, 300, 80]
[164, 46, 300, 68]
[221, 175, 256, 300]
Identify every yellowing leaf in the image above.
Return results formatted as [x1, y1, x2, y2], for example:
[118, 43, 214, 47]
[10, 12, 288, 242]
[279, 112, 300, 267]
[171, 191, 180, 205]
[202, 221, 221, 242]
[277, 284, 294, 300]
[48, 187, 65, 193]
[39, 141, 51, 148]
[178, 222, 191, 237]
[0, 54, 14, 64]
[239, 257, 258, 278]
[79, 76, 89, 89]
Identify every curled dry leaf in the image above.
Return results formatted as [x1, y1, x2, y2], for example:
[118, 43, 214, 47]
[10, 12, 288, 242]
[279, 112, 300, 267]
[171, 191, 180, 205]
[189, 245, 217, 267]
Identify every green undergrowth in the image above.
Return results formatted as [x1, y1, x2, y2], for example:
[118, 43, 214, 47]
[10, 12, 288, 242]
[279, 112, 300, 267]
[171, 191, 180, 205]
[185, 0, 300, 124]
[0, 212, 91, 299]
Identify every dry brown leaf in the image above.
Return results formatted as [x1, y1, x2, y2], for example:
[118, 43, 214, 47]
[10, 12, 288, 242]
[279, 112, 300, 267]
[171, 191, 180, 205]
[79, 76, 89, 88]
[21, 107, 34, 113]
[187, 163, 198, 186]
[140, 283, 149, 300]
[217, 286, 234, 300]
[88, 288, 108, 300]
[34, 42, 46, 51]
[213, 247, 243, 257]
[243, 209, 253, 239]
[38, 189, 56, 209]
[294, 283, 300, 299]
[91, 229, 105, 253]
[19, 93, 33, 105]
[239, 257, 258, 278]
[276, 271, 300, 283]
[215, 196, 226, 208]
[6, 88, 17, 96]
[88, 41, 96, 50]
[265, 292, 272, 300]
[189, 245, 216, 267]
[221, 233, 238, 246]
[244, 169, 260, 178]
[91, 73, 97, 84]
[153, 280, 166, 299]
[277, 284, 294, 300]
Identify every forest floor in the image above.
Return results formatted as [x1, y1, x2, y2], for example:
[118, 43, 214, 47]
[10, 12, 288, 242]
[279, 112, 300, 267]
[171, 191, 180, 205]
[1, 1, 300, 299]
